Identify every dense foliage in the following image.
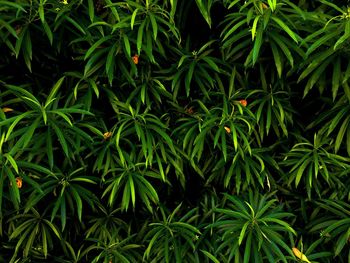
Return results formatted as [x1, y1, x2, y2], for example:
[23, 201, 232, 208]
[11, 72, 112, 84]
[1, 0, 350, 262]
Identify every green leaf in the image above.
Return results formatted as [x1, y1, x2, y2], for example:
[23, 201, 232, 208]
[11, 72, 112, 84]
[319, 0, 345, 13]
[39, 2, 45, 23]
[106, 43, 117, 85]
[4, 153, 18, 174]
[148, 12, 158, 40]
[202, 57, 220, 72]
[24, 224, 38, 257]
[129, 174, 136, 208]
[269, 32, 294, 67]
[303, 56, 333, 97]
[239, 221, 249, 245]
[137, 20, 146, 54]
[123, 34, 131, 58]
[222, 19, 246, 41]
[131, 8, 139, 30]
[51, 122, 69, 158]
[332, 57, 341, 100]
[335, 115, 350, 153]
[43, 219, 61, 238]
[252, 26, 263, 65]
[87, 0, 95, 22]
[184, 61, 196, 96]
[104, 0, 120, 21]
[306, 30, 339, 56]
[195, 0, 212, 28]
[251, 16, 260, 40]
[41, 226, 48, 257]
[64, 15, 86, 35]
[295, 159, 311, 187]
[71, 187, 83, 222]
[271, 17, 299, 43]
[45, 77, 65, 108]
[267, 0, 276, 11]
[243, 231, 252, 263]
[42, 21, 53, 45]
[0, 19, 18, 39]
[298, 49, 334, 82]
[0, 1, 26, 12]
[84, 36, 112, 60]
[270, 41, 282, 78]
[4, 111, 33, 142]
[201, 250, 220, 263]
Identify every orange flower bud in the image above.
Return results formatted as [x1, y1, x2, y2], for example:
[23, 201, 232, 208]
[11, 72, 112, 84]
[16, 177, 22, 188]
[132, 54, 139, 64]
[103, 132, 112, 140]
[224, 126, 231, 134]
[239, 99, 247, 107]
[262, 3, 268, 9]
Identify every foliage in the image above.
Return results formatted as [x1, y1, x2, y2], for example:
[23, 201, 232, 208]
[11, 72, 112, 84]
[1, 0, 350, 262]
[212, 191, 296, 263]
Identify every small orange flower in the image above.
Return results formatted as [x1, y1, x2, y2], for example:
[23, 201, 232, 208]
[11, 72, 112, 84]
[132, 54, 139, 64]
[262, 3, 268, 9]
[16, 177, 22, 188]
[224, 126, 231, 134]
[103, 131, 113, 140]
[239, 99, 247, 107]
[2, 107, 14, 113]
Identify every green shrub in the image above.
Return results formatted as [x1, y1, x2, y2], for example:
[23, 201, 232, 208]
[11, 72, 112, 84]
[1, 0, 350, 262]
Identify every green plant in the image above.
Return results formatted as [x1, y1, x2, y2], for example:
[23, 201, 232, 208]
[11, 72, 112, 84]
[25, 166, 98, 230]
[308, 199, 350, 261]
[307, 93, 350, 156]
[245, 65, 295, 139]
[7, 208, 62, 262]
[220, 0, 304, 68]
[85, 205, 128, 243]
[282, 133, 350, 198]
[298, 0, 350, 99]
[212, 191, 296, 263]
[168, 40, 222, 99]
[143, 203, 201, 263]
[83, 234, 142, 263]
[2, 0, 350, 262]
